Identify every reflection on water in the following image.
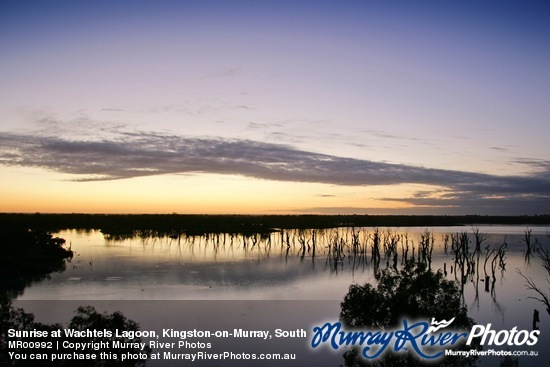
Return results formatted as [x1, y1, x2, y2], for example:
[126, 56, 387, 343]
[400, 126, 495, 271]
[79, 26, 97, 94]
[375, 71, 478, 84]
[0, 229, 72, 302]
[16, 226, 550, 307]
[12, 225, 550, 367]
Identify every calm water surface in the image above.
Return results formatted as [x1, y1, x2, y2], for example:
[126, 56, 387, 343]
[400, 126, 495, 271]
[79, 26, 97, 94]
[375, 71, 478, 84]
[14, 225, 550, 366]
[18, 226, 550, 303]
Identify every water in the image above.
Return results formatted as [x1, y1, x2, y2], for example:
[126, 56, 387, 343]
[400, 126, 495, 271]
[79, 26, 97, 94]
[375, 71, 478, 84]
[13, 225, 550, 366]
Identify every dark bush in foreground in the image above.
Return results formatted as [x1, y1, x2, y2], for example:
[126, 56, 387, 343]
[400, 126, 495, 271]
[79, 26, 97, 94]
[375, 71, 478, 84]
[340, 261, 479, 367]
[0, 303, 150, 366]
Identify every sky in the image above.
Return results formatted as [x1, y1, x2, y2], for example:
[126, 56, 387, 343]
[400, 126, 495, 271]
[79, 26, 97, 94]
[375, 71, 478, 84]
[1, 0, 549, 215]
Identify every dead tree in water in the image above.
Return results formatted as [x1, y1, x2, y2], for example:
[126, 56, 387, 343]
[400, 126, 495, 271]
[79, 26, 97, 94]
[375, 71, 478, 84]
[522, 228, 539, 263]
[442, 233, 450, 255]
[518, 270, 550, 315]
[371, 228, 381, 265]
[482, 242, 507, 296]
[370, 228, 381, 277]
[519, 241, 550, 315]
[419, 230, 434, 270]
[325, 230, 345, 272]
[401, 233, 410, 264]
[311, 229, 316, 258]
[472, 227, 488, 255]
[538, 245, 550, 275]
[383, 230, 399, 269]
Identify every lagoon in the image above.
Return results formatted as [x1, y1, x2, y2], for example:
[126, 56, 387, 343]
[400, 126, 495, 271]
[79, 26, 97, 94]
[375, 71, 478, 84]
[13, 225, 550, 366]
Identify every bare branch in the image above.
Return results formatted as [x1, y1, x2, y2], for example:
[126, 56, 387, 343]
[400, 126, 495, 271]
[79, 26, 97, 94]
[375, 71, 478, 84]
[517, 269, 550, 315]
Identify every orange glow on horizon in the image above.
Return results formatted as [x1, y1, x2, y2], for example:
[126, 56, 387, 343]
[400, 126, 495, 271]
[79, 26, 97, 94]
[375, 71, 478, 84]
[0, 167, 432, 214]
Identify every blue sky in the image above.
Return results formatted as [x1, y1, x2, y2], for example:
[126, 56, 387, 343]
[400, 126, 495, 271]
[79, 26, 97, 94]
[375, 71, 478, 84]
[1, 0, 549, 214]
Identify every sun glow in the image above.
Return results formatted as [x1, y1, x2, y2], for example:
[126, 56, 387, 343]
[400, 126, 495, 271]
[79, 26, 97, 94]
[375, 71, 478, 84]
[0, 166, 426, 214]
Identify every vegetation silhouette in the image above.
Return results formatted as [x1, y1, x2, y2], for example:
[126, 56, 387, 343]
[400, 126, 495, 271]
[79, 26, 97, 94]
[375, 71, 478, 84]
[0, 227, 73, 302]
[1, 225, 150, 366]
[1, 213, 549, 237]
[1, 213, 545, 367]
[519, 233, 550, 316]
[339, 260, 479, 367]
[0, 303, 151, 366]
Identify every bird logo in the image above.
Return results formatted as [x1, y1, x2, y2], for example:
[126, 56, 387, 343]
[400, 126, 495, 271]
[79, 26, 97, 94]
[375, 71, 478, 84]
[427, 317, 455, 333]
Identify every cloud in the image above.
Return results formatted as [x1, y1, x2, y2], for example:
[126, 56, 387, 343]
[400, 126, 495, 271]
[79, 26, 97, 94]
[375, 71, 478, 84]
[1, 129, 549, 213]
[0, 130, 473, 185]
[379, 195, 550, 215]
[514, 158, 550, 175]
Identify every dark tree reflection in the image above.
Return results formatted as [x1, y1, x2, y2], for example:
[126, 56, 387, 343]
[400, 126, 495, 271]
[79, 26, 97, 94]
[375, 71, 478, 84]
[339, 260, 479, 367]
[0, 228, 73, 302]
